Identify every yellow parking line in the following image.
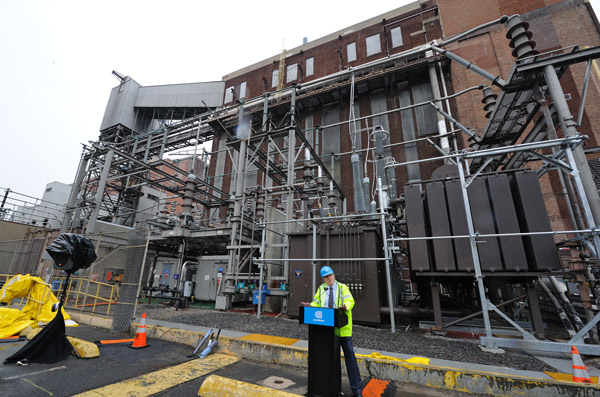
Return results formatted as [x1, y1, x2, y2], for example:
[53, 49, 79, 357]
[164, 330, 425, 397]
[74, 353, 240, 397]
[199, 375, 300, 396]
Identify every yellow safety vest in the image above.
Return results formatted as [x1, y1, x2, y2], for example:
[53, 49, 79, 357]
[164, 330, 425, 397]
[310, 281, 355, 337]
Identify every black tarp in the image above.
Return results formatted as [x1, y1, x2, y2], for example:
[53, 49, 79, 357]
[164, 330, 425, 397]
[4, 310, 74, 364]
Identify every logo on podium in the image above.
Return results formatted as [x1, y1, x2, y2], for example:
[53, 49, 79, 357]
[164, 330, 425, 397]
[302, 306, 334, 326]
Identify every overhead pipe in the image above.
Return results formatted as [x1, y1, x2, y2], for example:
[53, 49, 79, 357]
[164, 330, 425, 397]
[427, 50, 450, 153]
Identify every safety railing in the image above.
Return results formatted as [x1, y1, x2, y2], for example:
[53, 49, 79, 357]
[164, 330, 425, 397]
[49, 276, 118, 316]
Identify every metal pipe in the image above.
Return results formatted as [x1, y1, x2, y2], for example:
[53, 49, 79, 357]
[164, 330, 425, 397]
[87, 149, 114, 234]
[549, 275, 590, 343]
[429, 102, 477, 140]
[443, 294, 526, 329]
[536, 277, 576, 337]
[577, 59, 593, 127]
[319, 85, 483, 132]
[544, 64, 600, 226]
[428, 59, 450, 153]
[387, 136, 585, 168]
[377, 178, 395, 332]
[457, 157, 493, 338]
[430, 45, 506, 88]
[390, 229, 598, 240]
[380, 306, 467, 318]
[312, 221, 317, 296]
[565, 145, 600, 259]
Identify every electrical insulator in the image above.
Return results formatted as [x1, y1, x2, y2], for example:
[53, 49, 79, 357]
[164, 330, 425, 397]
[506, 15, 537, 60]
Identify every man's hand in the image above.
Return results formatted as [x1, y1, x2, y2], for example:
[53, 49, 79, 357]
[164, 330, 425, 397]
[301, 302, 310, 307]
[340, 304, 347, 311]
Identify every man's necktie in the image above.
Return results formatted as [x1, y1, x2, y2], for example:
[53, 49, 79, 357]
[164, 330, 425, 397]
[328, 287, 334, 308]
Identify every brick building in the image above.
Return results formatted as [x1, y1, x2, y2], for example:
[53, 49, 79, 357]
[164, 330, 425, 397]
[208, 0, 600, 232]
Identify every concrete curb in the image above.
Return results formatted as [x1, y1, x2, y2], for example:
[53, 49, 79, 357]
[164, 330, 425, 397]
[68, 311, 600, 396]
[199, 375, 300, 396]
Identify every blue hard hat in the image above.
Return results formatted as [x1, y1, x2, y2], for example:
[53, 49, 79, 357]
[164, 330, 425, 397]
[320, 266, 334, 278]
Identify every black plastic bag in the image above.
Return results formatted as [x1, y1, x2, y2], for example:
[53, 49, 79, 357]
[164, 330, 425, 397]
[46, 234, 97, 273]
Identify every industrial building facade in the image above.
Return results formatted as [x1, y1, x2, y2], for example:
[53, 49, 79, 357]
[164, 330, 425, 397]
[32, 0, 600, 354]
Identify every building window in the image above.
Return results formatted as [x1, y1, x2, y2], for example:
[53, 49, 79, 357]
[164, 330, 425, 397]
[306, 57, 314, 77]
[391, 26, 403, 48]
[286, 63, 298, 83]
[272, 70, 279, 88]
[240, 82, 247, 99]
[366, 34, 381, 56]
[224, 86, 233, 103]
[147, 194, 159, 202]
[347, 42, 357, 62]
[45, 187, 52, 192]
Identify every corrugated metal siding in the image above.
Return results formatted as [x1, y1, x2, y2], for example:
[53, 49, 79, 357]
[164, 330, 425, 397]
[135, 81, 224, 108]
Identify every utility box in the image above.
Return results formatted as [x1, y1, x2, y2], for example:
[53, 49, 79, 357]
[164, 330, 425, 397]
[183, 281, 193, 297]
[154, 260, 177, 289]
[215, 294, 231, 310]
[194, 256, 227, 301]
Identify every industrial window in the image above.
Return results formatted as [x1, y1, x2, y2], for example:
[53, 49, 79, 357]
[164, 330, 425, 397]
[147, 194, 159, 202]
[347, 42, 357, 62]
[224, 86, 234, 103]
[286, 63, 298, 83]
[306, 57, 314, 77]
[272, 70, 279, 88]
[391, 26, 403, 48]
[366, 34, 381, 56]
[240, 82, 247, 99]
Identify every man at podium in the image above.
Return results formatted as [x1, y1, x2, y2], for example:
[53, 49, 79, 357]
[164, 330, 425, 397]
[301, 266, 362, 397]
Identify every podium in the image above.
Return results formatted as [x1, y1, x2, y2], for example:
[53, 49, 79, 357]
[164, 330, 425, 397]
[299, 306, 348, 397]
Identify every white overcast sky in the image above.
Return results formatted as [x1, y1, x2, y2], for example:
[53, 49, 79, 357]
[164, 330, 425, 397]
[1, 0, 599, 200]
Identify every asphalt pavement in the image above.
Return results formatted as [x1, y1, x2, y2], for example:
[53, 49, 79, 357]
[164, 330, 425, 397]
[0, 322, 480, 396]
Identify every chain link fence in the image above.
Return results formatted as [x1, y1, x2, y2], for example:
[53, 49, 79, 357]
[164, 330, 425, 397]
[110, 231, 147, 334]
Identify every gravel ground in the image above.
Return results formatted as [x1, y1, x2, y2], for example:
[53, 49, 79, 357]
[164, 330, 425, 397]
[137, 303, 555, 372]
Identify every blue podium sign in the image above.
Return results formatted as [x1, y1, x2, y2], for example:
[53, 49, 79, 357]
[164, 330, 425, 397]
[302, 306, 335, 327]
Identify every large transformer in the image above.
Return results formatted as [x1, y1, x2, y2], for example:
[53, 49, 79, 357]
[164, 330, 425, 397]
[405, 170, 560, 275]
[287, 226, 386, 324]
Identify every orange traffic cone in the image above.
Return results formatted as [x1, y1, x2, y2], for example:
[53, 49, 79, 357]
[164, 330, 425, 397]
[572, 346, 591, 384]
[130, 313, 149, 349]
